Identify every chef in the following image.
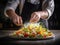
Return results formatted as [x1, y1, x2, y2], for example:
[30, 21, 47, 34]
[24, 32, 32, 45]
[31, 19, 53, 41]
[4, 0, 54, 28]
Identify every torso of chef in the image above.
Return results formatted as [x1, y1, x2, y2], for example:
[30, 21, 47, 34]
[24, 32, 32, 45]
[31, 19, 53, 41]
[5, 0, 52, 28]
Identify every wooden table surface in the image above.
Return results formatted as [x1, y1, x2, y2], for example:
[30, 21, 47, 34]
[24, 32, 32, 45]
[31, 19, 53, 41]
[0, 30, 60, 45]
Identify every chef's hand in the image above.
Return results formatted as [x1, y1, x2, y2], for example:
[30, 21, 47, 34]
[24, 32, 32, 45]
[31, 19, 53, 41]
[10, 14, 23, 26]
[6, 9, 23, 26]
[30, 11, 48, 23]
[30, 12, 41, 23]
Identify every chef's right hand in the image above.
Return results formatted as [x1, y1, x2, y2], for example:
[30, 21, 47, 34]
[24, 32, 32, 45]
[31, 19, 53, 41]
[10, 14, 23, 26]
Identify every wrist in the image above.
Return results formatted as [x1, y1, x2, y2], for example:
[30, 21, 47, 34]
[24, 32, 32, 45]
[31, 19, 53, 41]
[6, 9, 18, 19]
[38, 11, 48, 19]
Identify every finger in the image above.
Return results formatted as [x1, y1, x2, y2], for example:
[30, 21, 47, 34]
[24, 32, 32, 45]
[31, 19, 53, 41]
[13, 19, 18, 25]
[17, 17, 20, 24]
[31, 13, 36, 19]
[34, 15, 40, 22]
[13, 18, 21, 26]
[19, 17, 23, 25]
[30, 14, 36, 22]
[31, 14, 37, 22]
[35, 15, 39, 20]
[34, 18, 40, 23]
[30, 15, 40, 23]
[30, 13, 34, 20]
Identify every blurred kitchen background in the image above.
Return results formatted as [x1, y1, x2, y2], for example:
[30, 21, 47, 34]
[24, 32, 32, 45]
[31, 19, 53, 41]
[0, 0, 60, 30]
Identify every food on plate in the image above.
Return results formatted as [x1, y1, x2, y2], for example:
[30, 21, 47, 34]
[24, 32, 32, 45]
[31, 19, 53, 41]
[10, 23, 54, 39]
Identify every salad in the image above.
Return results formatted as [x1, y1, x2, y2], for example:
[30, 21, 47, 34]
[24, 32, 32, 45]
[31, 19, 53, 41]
[10, 23, 54, 39]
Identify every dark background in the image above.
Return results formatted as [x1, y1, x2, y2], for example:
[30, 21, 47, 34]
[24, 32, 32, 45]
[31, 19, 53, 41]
[0, 0, 60, 30]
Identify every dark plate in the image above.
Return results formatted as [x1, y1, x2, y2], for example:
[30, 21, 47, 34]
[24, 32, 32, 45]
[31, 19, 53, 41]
[8, 35, 55, 40]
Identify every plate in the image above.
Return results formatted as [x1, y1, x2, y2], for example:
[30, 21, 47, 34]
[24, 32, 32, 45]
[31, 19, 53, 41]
[8, 22, 55, 40]
[8, 33, 55, 40]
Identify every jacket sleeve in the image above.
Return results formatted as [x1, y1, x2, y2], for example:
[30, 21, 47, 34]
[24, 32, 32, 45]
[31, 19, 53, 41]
[4, 0, 19, 17]
[42, 0, 55, 19]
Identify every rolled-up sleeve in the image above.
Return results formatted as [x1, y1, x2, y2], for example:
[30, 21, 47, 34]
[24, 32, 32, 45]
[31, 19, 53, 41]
[42, 0, 55, 19]
[4, 0, 19, 17]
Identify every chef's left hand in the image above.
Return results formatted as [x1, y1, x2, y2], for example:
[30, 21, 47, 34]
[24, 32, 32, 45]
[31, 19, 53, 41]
[30, 12, 41, 23]
[30, 11, 48, 23]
